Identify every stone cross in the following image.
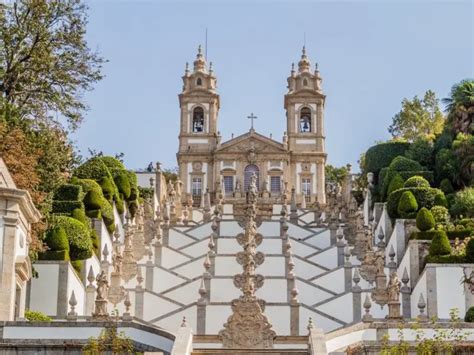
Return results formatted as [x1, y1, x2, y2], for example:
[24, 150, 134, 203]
[247, 113, 257, 131]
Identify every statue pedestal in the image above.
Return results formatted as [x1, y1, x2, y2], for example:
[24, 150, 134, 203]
[92, 299, 109, 319]
[387, 301, 402, 320]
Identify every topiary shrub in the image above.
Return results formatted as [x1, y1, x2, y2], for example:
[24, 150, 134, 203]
[465, 238, 474, 263]
[25, 310, 52, 322]
[126, 171, 139, 201]
[129, 186, 139, 201]
[73, 157, 113, 182]
[429, 230, 451, 256]
[99, 176, 117, 202]
[52, 215, 93, 260]
[71, 208, 89, 227]
[364, 141, 411, 176]
[389, 156, 424, 172]
[86, 209, 101, 219]
[128, 200, 139, 218]
[450, 187, 474, 218]
[71, 260, 82, 275]
[404, 176, 430, 188]
[439, 178, 454, 194]
[464, 307, 474, 322]
[52, 200, 84, 215]
[387, 174, 405, 195]
[115, 195, 125, 215]
[83, 190, 103, 210]
[73, 178, 102, 194]
[53, 184, 83, 201]
[430, 206, 450, 225]
[397, 190, 418, 218]
[91, 229, 100, 256]
[98, 156, 125, 171]
[433, 192, 448, 208]
[411, 230, 447, 241]
[387, 187, 444, 218]
[416, 207, 435, 231]
[113, 171, 131, 199]
[40, 226, 70, 261]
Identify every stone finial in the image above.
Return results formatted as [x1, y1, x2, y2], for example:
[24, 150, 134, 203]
[204, 254, 211, 273]
[402, 267, 409, 286]
[87, 266, 95, 287]
[344, 246, 351, 266]
[181, 316, 188, 327]
[336, 225, 345, 246]
[307, 317, 314, 332]
[352, 268, 361, 290]
[288, 255, 295, 278]
[102, 244, 109, 262]
[198, 278, 207, 302]
[67, 291, 78, 320]
[136, 267, 144, 286]
[362, 294, 373, 322]
[377, 229, 385, 248]
[290, 286, 299, 303]
[417, 293, 428, 322]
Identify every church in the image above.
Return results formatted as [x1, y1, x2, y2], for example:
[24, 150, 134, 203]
[177, 46, 327, 206]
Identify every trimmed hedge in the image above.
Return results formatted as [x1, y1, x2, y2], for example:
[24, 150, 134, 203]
[91, 229, 100, 256]
[99, 176, 117, 202]
[411, 230, 447, 240]
[71, 208, 89, 226]
[115, 195, 125, 215]
[364, 141, 411, 176]
[83, 190, 103, 210]
[71, 260, 82, 275]
[72, 178, 102, 194]
[446, 229, 473, 239]
[52, 200, 84, 215]
[387, 187, 445, 218]
[397, 191, 418, 219]
[425, 254, 465, 264]
[98, 156, 125, 171]
[387, 174, 404, 195]
[381, 169, 434, 201]
[416, 208, 435, 231]
[44, 226, 69, 251]
[86, 209, 101, 219]
[25, 310, 52, 322]
[430, 206, 450, 224]
[388, 156, 423, 172]
[404, 176, 430, 188]
[128, 200, 139, 218]
[465, 307, 474, 322]
[440, 178, 454, 194]
[73, 157, 113, 182]
[113, 171, 131, 199]
[53, 184, 83, 201]
[465, 239, 474, 263]
[52, 215, 93, 260]
[39, 250, 69, 261]
[429, 230, 451, 256]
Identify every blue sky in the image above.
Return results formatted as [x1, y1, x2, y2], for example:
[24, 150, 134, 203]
[73, 0, 473, 171]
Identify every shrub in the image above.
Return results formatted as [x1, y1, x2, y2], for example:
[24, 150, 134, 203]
[44, 226, 69, 251]
[25, 310, 52, 322]
[450, 187, 474, 218]
[52, 215, 93, 260]
[397, 191, 418, 218]
[439, 178, 454, 194]
[425, 254, 464, 264]
[53, 184, 83, 201]
[71, 260, 82, 275]
[72, 208, 89, 227]
[52, 200, 84, 215]
[99, 176, 117, 202]
[83, 190, 103, 210]
[430, 206, 450, 224]
[405, 138, 434, 169]
[411, 230, 447, 241]
[387, 187, 444, 218]
[387, 174, 404, 195]
[38, 249, 69, 261]
[429, 230, 451, 256]
[73, 178, 102, 194]
[364, 141, 411, 176]
[113, 171, 131, 199]
[416, 208, 435, 231]
[73, 157, 113, 181]
[446, 229, 473, 239]
[138, 187, 154, 201]
[465, 307, 474, 322]
[465, 239, 474, 263]
[98, 156, 125, 170]
[91, 229, 100, 256]
[86, 209, 101, 219]
[115, 195, 125, 215]
[128, 200, 139, 218]
[404, 176, 430, 188]
[434, 192, 448, 208]
[129, 186, 139, 201]
[101, 200, 114, 226]
[435, 148, 458, 183]
[389, 156, 424, 173]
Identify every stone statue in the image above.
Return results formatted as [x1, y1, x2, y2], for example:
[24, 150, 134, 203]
[112, 252, 123, 274]
[96, 271, 109, 300]
[387, 272, 401, 302]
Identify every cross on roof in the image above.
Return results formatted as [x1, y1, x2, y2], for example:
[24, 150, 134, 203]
[247, 113, 257, 131]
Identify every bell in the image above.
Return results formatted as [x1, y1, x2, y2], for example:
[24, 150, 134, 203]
[303, 121, 309, 131]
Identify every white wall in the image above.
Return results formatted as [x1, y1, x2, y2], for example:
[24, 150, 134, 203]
[29, 264, 59, 315]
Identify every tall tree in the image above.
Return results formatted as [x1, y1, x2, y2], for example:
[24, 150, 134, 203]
[388, 90, 445, 142]
[442, 79, 474, 135]
[0, 0, 105, 130]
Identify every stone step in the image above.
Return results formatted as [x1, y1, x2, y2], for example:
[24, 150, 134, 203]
[192, 350, 308, 355]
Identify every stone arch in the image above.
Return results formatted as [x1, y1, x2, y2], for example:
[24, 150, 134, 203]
[299, 106, 312, 133]
[244, 164, 259, 192]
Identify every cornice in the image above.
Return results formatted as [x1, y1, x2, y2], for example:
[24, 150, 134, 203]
[0, 187, 41, 224]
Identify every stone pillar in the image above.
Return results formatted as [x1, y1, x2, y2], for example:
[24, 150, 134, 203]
[290, 297, 300, 336]
[154, 240, 163, 266]
[197, 279, 207, 335]
[100, 244, 110, 274]
[352, 268, 362, 322]
[316, 161, 326, 205]
[135, 285, 144, 319]
[329, 221, 337, 246]
[344, 247, 352, 292]
[336, 226, 345, 267]
[145, 260, 154, 291]
[401, 267, 411, 318]
[162, 223, 170, 247]
[290, 187, 298, 224]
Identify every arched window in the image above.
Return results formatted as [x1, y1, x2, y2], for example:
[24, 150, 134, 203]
[192, 107, 205, 132]
[244, 164, 259, 192]
[196, 78, 202, 86]
[303, 78, 308, 86]
[299, 107, 311, 133]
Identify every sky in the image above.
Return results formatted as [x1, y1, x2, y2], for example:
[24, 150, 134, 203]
[73, 0, 474, 171]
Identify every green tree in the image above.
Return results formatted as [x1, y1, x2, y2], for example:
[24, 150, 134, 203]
[442, 79, 474, 135]
[388, 90, 445, 142]
[0, 0, 105, 129]
[325, 164, 349, 186]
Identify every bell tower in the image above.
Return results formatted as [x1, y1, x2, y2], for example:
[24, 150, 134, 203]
[177, 46, 220, 203]
[284, 47, 327, 204]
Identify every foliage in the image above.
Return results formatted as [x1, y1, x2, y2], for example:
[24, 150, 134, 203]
[405, 137, 434, 169]
[388, 90, 445, 142]
[83, 190, 103, 210]
[51, 200, 84, 214]
[113, 171, 131, 200]
[0, 0, 105, 129]
[451, 133, 474, 186]
[416, 207, 435, 231]
[98, 156, 126, 171]
[411, 229, 449, 241]
[440, 178, 454, 194]
[465, 239, 474, 263]
[53, 184, 83, 201]
[429, 230, 451, 256]
[435, 148, 459, 185]
[387, 187, 445, 219]
[387, 174, 404, 195]
[83, 322, 135, 354]
[364, 141, 411, 177]
[433, 192, 448, 208]
[99, 176, 117, 202]
[442, 79, 474, 135]
[162, 167, 178, 183]
[138, 187, 154, 201]
[43, 226, 69, 251]
[71, 207, 89, 226]
[71, 259, 82, 275]
[74, 157, 113, 182]
[388, 156, 424, 172]
[430, 206, 450, 225]
[325, 164, 349, 186]
[404, 176, 430, 189]
[465, 307, 474, 322]
[397, 191, 418, 219]
[24, 310, 52, 322]
[52, 215, 92, 260]
[450, 187, 474, 218]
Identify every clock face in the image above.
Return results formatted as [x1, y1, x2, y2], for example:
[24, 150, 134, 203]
[192, 162, 202, 171]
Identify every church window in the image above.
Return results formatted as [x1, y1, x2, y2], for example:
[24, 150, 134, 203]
[244, 164, 259, 192]
[192, 107, 205, 132]
[270, 176, 281, 193]
[303, 78, 308, 86]
[302, 178, 311, 202]
[192, 177, 202, 198]
[299, 107, 311, 133]
[223, 176, 234, 196]
[196, 78, 202, 86]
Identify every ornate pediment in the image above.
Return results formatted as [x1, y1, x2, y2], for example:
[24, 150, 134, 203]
[216, 131, 287, 155]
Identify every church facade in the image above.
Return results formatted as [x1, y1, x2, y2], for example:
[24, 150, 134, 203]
[177, 46, 327, 206]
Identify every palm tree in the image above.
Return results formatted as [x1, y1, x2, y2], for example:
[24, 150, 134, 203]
[442, 79, 474, 135]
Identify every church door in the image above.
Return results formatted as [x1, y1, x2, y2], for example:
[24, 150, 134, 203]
[244, 164, 259, 192]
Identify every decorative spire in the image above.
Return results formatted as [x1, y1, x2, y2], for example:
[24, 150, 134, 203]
[194, 44, 207, 72]
[298, 46, 311, 72]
